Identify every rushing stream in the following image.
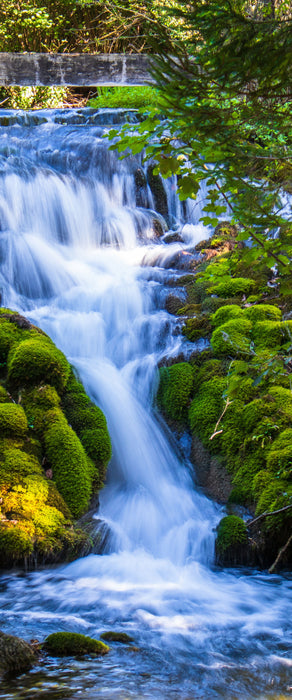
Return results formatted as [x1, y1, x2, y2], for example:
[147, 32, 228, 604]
[0, 108, 291, 700]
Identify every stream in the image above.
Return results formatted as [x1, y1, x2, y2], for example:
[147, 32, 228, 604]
[0, 108, 291, 700]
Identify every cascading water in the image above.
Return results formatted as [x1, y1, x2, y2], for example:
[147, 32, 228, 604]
[0, 109, 291, 700]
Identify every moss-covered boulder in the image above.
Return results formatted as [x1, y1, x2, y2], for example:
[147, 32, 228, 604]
[215, 515, 248, 565]
[100, 631, 134, 643]
[208, 277, 255, 298]
[43, 632, 109, 657]
[0, 309, 111, 570]
[0, 631, 36, 676]
[211, 318, 252, 356]
[8, 337, 70, 393]
[189, 376, 226, 447]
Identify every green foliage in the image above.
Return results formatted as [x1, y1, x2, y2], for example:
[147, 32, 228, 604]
[0, 404, 28, 437]
[8, 337, 70, 393]
[216, 515, 247, 554]
[211, 318, 252, 356]
[44, 412, 92, 518]
[157, 362, 194, 421]
[43, 632, 109, 657]
[2, 87, 67, 110]
[110, 0, 292, 273]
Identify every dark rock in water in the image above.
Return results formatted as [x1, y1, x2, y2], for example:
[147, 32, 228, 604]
[0, 631, 36, 676]
[163, 231, 184, 244]
[191, 435, 232, 503]
[147, 165, 169, 222]
[100, 631, 134, 644]
[43, 632, 109, 657]
[165, 294, 184, 315]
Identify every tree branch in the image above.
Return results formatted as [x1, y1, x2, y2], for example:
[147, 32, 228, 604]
[246, 503, 292, 528]
[269, 532, 292, 573]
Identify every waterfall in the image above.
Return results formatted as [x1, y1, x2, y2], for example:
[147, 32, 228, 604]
[0, 109, 291, 700]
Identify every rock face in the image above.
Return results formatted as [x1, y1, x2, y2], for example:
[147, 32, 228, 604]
[0, 631, 36, 676]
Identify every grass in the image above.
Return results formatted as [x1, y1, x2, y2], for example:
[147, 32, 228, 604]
[88, 86, 159, 110]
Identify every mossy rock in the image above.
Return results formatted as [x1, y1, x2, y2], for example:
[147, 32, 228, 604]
[208, 277, 256, 298]
[266, 429, 292, 479]
[62, 371, 107, 434]
[43, 632, 109, 657]
[252, 320, 292, 349]
[157, 362, 194, 422]
[0, 319, 24, 364]
[211, 305, 244, 327]
[244, 304, 281, 323]
[0, 387, 10, 403]
[0, 631, 35, 676]
[44, 412, 91, 518]
[100, 631, 134, 643]
[182, 315, 212, 342]
[211, 318, 252, 356]
[0, 404, 28, 437]
[195, 359, 224, 386]
[189, 376, 226, 447]
[0, 523, 34, 564]
[8, 338, 70, 393]
[216, 515, 247, 554]
[80, 428, 112, 481]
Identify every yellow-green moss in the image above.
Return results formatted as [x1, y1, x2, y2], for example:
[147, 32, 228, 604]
[252, 320, 292, 349]
[0, 404, 28, 437]
[43, 632, 109, 657]
[244, 304, 281, 322]
[266, 429, 292, 479]
[208, 277, 256, 298]
[182, 315, 212, 342]
[211, 305, 244, 327]
[211, 318, 252, 356]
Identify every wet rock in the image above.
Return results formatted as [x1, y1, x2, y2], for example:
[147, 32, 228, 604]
[100, 631, 134, 644]
[165, 294, 184, 315]
[191, 435, 232, 503]
[163, 231, 184, 244]
[134, 168, 148, 208]
[0, 631, 36, 676]
[147, 165, 169, 222]
[43, 632, 109, 657]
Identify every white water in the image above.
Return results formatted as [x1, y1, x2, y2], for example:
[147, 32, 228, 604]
[0, 110, 291, 700]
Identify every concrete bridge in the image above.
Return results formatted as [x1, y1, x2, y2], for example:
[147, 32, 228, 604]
[0, 53, 152, 87]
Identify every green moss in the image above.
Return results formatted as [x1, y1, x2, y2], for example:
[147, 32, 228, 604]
[244, 304, 282, 322]
[252, 320, 292, 349]
[0, 448, 42, 485]
[189, 376, 226, 446]
[216, 515, 247, 553]
[62, 371, 107, 434]
[266, 429, 292, 479]
[182, 315, 211, 342]
[0, 404, 28, 437]
[157, 362, 194, 422]
[211, 305, 244, 327]
[0, 319, 23, 363]
[43, 632, 109, 657]
[0, 386, 10, 403]
[196, 359, 224, 386]
[44, 412, 91, 518]
[0, 522, 33, 562]
[100, 631, 134, 643]
[8, 338, 70, 393]
[80, 428, 112, 483]
[208, 277, 256, 298]
[241, 397, 275, 433]
[211, 318, 252, 356]
[255, 479, 289, 515]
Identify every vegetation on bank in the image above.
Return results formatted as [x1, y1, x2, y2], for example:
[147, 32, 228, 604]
[157, 224, 292, 570]
[0, 310, 111, 569]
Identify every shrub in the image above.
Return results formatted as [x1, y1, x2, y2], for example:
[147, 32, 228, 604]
[157, 362, 194, 421]
[8, 338, 70, 393]
[43, 632, 109, 657]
